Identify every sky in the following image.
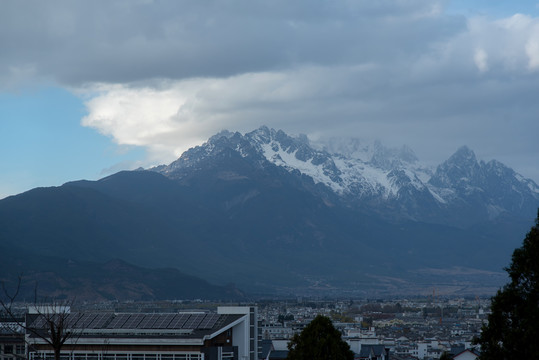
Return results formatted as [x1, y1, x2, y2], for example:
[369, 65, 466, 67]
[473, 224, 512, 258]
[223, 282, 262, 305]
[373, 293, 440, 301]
[1, 0, 539, 199]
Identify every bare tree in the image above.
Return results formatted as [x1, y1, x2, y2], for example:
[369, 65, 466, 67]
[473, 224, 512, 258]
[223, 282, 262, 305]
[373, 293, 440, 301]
[1, 277, 79, 360]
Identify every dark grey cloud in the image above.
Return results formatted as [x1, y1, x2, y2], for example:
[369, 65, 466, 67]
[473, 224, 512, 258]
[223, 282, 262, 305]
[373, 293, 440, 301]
[0, 0, 461, 85]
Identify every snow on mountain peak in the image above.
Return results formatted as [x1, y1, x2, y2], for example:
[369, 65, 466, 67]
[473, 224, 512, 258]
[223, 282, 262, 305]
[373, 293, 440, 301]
[153, 126, 539, 220]
[242, 127, 428, 199]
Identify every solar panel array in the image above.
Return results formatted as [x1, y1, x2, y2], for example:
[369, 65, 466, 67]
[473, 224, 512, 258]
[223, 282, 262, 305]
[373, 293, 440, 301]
[122, 314, 145, 328]
[89, 313, 113, 329]
[151, 313, 175, 329]
[183, 314, 205, 329]
[75, 313, 98, 328]
[29, 315, 48, 329]
[65, 313, 84, 328]
[138, 314, 160, 328]
[166, 313, 190, 329]
[30, 312, 222, 330]
[106, 314, 130, 328]
[199, 314, 220, 329]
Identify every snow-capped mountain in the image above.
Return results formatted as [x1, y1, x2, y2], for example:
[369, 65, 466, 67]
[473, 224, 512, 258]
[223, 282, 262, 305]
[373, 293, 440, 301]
[3, 125, 538, 296]
[428, 146, 539, 221]
[154, 126, 539, 227]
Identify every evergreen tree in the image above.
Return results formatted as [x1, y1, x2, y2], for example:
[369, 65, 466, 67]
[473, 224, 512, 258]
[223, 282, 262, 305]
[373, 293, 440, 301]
[476, 211, 539, 359]
[286, 315, 354, 360]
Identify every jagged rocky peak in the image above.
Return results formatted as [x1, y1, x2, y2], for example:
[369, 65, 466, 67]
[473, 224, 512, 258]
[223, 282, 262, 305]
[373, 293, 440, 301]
[245, 126, 319, 161]
[147, 126, 539, 225]
[209, 129, 236, 142]
[202, 127, 420, 173]
[207, 130, 251, 151]
[245, 126, 309, 150]
[245, 125, 273, 144]
[483, 159, 514, 178]
[449, 146, 478, 164]
[481, 160, 539, 199]
[429, 146, 482, 188]
[157, 130, 246, 175]
[160, 126, 321, 177]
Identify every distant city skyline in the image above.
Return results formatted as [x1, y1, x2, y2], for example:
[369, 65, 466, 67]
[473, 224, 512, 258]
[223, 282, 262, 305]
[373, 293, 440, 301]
[2, 0, 539, 199]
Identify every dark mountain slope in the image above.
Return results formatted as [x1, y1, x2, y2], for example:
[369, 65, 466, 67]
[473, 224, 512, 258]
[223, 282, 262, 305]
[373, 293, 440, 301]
[0, 246, 243, 302]
[0, 165, 523, 296]
[1, 127, 537, 296]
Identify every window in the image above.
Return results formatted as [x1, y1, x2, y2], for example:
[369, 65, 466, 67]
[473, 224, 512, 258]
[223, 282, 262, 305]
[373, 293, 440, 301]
[16, 345, 25, 354]
[221, 351, 234, 359]
[33, 352, 49, 360]
[4, 345, 14, 354]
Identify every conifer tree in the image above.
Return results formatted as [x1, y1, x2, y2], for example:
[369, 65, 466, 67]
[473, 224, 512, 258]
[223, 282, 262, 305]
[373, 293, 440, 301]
[475, 211, 539, 359]
[286, 315, 354, 360]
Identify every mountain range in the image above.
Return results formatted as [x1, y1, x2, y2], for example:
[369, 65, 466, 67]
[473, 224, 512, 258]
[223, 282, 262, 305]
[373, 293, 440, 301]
[1, 126, 538, 299]
[158, 126, 537, 227]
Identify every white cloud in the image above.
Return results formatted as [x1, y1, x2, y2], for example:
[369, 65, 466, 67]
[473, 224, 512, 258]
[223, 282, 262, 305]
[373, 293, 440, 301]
[525, 21, 539, 69]
[80, 68, 359, 164]
[526, 38, 539, 69]
[83, 84, 186, 143]
[474, 48, 489, 72]
[83, 83, 193, 163]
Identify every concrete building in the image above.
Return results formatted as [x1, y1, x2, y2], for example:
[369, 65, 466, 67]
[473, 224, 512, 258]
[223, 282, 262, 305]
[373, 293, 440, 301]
[26, 307, 258, 360]
[0, 317, 25, 360]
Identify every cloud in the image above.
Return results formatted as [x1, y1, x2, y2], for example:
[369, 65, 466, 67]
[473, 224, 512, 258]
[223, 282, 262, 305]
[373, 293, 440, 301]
[474, 48, 489, 72]
[526, 39, 539, 68]
[81, 51, 539, 173]
[81, 68, 357, 164]
[0, 0, 456, 86]
[2, 0, 539, 181]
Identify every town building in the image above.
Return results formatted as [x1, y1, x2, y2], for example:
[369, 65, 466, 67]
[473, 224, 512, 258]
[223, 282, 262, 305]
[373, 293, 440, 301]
[0, 316, 25, 360]
[452, 349, 479, 360]
[25, 306, 258, 360]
